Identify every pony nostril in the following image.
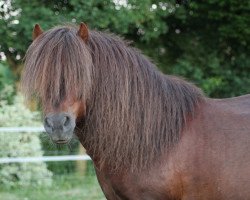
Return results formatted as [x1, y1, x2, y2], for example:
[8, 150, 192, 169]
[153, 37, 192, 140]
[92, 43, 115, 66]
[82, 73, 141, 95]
[63, 116, 71, 127]
[44, 117, 54, 133]
[44, 117, 53, 128]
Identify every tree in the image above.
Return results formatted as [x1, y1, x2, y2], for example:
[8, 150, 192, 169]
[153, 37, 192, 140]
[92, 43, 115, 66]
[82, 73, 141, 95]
[0, 0, 172, 74]
[162, 0, 250, 97]
[0, 0, 249, 97]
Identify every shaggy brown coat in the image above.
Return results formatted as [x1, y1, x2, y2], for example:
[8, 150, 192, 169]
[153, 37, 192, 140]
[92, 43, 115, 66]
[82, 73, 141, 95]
[22, 25, 203, 172]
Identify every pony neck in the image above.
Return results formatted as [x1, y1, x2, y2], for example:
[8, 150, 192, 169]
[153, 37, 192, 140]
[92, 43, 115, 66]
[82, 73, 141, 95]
[79, 31, 204, 172]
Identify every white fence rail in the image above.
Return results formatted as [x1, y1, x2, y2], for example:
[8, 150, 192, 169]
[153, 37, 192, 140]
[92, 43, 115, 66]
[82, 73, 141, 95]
[0, 155, 91, 164]
[0, 127, 44, 132]
[0, 127, 91, 164]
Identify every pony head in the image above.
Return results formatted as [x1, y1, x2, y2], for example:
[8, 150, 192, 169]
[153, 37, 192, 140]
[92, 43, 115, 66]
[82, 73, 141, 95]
[22, 23, 92, 144]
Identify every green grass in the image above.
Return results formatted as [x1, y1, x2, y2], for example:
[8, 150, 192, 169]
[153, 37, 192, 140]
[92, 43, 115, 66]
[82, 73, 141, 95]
[0, 173, 105, 200]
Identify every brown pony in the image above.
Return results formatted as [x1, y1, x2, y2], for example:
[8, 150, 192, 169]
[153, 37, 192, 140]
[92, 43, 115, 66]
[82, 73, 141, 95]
[21, 23, 250, 200]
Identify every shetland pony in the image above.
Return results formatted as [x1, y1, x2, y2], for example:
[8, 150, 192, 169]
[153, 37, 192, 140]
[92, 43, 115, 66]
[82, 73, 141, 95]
[21, 23, 250, 200]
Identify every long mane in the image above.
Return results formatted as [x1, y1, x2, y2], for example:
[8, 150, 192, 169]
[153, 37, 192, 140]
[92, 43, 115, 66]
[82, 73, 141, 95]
[22, 25, 93, 108]
[22, 25, 204, 172]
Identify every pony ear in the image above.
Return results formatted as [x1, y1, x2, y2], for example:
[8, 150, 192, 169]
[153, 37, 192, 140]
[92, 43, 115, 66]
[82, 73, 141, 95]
[32, 24, 43, 40]
[77, 22, 89, 42]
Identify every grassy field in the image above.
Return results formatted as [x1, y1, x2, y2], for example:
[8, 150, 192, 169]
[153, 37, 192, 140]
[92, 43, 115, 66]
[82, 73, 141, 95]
[0, 173, 105, 200]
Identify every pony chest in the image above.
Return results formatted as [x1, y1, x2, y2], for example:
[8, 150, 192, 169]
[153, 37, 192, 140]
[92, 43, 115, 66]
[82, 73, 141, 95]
[97, 168, 181, 200]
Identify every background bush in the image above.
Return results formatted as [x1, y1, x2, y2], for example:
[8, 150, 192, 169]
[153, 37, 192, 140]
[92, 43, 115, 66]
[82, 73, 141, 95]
[0, 95, 52, 187]
[0, 62, 15, 103]
[40, 138, 80, 175]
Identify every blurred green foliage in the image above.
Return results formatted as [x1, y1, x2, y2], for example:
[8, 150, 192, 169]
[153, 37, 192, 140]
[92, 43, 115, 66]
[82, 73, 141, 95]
[0, 95, 52, 187]
[0, 0, 249, 98]
[0, 62, 15, 103]
[40, 137, 80, 175]
[0, 172, 104, 200]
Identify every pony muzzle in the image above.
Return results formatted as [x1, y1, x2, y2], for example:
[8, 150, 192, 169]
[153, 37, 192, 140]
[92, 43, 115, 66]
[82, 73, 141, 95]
[44, 113, 76, 144]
